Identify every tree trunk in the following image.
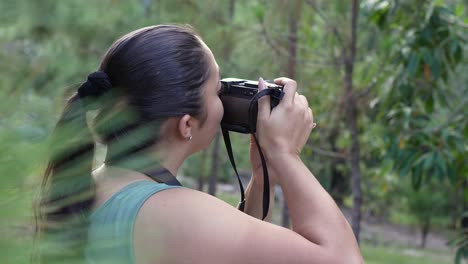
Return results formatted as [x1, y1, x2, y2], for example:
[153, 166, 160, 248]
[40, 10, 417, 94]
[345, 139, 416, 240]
[328, 127, 347, 206]
[222, 0, 235, 63]
[197, 174, 205, 191]
[197, 148, 209, 191]
[142, 0, 152, 17]
[461, 179, 468, 229]
[208, 132, 221, 196]
[229, 0, 235, 20]
[450, 186, 460, 229]
[281, 1, 301, 228]
[281, 199, 290, 228]
[344, 0, 362, 243]
[286, 15, 298, 78]
[421, 220, 431, 248]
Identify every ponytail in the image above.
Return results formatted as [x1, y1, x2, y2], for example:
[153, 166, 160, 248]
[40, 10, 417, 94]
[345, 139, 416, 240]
[34, 72, 111, 263]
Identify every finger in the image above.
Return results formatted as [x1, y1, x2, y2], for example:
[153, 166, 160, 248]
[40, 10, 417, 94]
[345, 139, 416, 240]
[298, 94, 309, 108]
[306, 108, 316, 131]
[274, 77, 297, 105]
[309, 107, 315, 125]
[257, 77, 271, 120]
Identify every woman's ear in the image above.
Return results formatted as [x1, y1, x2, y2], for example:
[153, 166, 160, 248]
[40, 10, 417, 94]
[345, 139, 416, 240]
[177, 114, 193, 141]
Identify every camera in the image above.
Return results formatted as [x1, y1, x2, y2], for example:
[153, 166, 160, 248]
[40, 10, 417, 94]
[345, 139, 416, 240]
[220, 78, 284, 134]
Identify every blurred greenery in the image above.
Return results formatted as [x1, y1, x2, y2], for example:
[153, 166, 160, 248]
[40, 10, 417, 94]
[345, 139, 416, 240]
[0, 0, 466, 263]
[361, 244, 452, 264]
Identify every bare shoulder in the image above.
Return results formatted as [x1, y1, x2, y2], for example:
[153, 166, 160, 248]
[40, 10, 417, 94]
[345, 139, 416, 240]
[133, 187, 250, 264]
[133, 187, 343, 264]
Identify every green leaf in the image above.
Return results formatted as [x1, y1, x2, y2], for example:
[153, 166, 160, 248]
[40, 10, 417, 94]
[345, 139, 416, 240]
[411, 165, 423, 190]
[420, 27, 433, 43]
[433, 0, 446, 7]
[368, 1, 390, 28]
[414, 152, 430, 166]
[454, 44, 463, 64]
[455, 248, 465, 264]
[455, 3, 465, 17]
[253, 5, 265, 22]
[421, 47, 433, 65]
[425, 94, 434, 112]
[399, 151, 416, 177]
[464, 125, 468, 141]
[465, 188, 468, 204]
[435, 87, 449, 108]
[447, 166, 456, 184]
[450, 38, 460, 55]
[423, 152, 434, 171]
[437, 153, 448, 176]
[429, 57, 441, 80]
[407, 52, 420, 76]
[434, 152, 447, 180]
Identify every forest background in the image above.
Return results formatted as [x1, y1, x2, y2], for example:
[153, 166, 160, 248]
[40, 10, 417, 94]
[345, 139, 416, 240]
[0, 0, 466, 263]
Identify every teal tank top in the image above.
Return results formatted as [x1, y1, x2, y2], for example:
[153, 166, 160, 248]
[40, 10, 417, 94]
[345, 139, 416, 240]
[85, 180, 182, 264]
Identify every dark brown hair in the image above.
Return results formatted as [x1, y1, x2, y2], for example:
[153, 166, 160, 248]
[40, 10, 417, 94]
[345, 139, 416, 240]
[34, 24, 212, 263]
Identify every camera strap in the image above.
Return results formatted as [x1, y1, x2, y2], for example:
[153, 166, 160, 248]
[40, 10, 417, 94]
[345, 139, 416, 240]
[221, 128, 269, 220]
[222, 88, 282, 221]
[143, 167, 183, 187]
[105, 152, 183, 187]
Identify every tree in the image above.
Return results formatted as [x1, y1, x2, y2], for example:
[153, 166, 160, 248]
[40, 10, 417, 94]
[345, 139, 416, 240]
[404, 181, 451, 248]
[281, 0, 303, 229]
[303, 0, 366, 241]
[365, 0, 467, 260]
[343, 0, 363, 242]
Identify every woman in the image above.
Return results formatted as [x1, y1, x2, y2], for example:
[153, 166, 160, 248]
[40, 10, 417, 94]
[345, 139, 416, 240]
[36, 24, 363, 264]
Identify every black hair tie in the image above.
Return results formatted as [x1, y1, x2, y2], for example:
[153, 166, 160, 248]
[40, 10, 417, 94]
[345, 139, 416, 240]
[77, 71, 112, 110]
[78, 71, 112, 99]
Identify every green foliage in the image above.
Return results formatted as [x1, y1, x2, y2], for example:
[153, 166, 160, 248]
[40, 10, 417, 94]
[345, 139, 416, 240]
[365, 1, 467, 261]
[368, 0, 467, 188]
[405, 180, 451, 224]
[448, 220, 468, 264]
[361, 244, 451, 264]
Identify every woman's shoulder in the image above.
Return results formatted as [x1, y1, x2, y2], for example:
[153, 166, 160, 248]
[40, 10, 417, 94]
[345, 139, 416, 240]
[133, 187, 251, 263]
[136, 187, 238, 224]
[134, 187, 235, 231]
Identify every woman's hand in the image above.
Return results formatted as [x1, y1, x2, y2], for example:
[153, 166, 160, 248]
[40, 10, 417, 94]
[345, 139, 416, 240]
[256, 77, 316, 159]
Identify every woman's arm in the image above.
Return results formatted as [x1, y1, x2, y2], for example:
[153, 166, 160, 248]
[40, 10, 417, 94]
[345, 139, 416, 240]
[241, 170, 276, 222]
[270, 153, 360, 256]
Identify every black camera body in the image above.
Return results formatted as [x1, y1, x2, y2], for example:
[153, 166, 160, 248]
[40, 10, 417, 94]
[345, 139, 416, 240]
[220, 78, 284, 134]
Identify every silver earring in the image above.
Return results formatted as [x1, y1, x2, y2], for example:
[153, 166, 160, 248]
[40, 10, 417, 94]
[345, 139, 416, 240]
[186, 135, 192, 141]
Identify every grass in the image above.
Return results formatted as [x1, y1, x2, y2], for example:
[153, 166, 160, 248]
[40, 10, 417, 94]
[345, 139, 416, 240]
[389, 208, 453, 229]
[0, 227, 34, 264]
[0, 185, 36, 264]
[362, 244, 453, 264]
[216, 192, 241, 207]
